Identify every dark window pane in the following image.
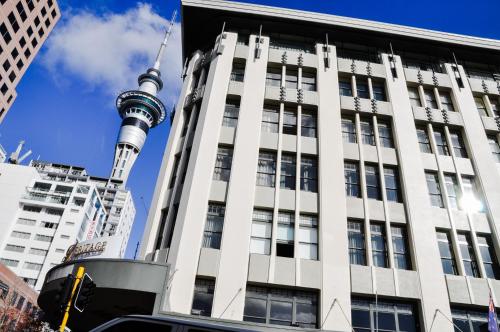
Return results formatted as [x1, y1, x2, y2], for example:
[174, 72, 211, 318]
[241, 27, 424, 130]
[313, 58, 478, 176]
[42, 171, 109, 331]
[377, 312, 396, 330]
[270, 300, 293, 325]
[352, 309, 370, 328]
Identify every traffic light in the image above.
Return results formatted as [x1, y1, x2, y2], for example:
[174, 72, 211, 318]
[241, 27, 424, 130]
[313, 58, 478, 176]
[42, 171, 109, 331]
[74, 273, 96, 312]
[53, 274, 75, 321]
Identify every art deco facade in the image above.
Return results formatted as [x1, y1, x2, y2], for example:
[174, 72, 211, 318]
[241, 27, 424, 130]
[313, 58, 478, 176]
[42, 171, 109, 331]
[0, 0, 60, 122]
[141, 1, 500, 331]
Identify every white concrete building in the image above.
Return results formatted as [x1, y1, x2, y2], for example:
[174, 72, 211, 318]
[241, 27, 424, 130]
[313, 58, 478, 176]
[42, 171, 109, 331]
[140, 1, 500, 331]
[0, 144, 6, 163]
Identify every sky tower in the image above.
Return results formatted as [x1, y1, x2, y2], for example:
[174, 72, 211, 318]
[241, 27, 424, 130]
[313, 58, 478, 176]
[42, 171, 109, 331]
[110, 12, 176, 185]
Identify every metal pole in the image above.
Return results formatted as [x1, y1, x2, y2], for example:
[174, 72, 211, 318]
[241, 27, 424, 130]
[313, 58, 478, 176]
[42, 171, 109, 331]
[59, 266, 85, 332]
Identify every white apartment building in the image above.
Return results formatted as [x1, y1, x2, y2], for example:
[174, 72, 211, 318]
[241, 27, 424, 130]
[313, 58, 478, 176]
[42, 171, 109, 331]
[139, 1, 500, 331]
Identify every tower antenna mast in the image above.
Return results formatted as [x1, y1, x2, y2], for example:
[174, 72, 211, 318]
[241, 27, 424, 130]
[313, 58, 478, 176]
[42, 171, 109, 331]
[154, 10, 177, 70]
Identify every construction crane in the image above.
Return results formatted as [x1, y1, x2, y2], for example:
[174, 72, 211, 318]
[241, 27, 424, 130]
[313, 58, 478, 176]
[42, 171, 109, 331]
[8, 140, 32, 165]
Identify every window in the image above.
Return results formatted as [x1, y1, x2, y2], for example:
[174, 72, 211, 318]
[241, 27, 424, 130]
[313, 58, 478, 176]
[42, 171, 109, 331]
[461, 176, 482, 212]
[352, 298, 419, 332]
[339, 79, 353, 97]
[475, 96, 488, 116]
[371, 223, 388, 268]
[457, 233, 480, 277]
[11, 231, 30, 239]
[449, 131, 467, 158]
[266, 67, 281, 87]
[60, 234, 70, 239]
[488, 135, 500, 162]
[391, 226, 410, 270]
[408, 87, 421, 108]
[17, 218, 36, 226]
[416, 126, 432, 153]
[301, 111, 316, 138]
[0, 258, 19, 267]
[477, 234, 500, 279]
[424, 89, 437, 109]
[439, 91, 455, 112]
[23, 262, 42, 271]
[384, 167, 401, 202]
[300, 156, 317, 192]
[426, 172, 444, 208]
[452, 308, 499, 332]
[34, 234, 52, 242]
[46, 208, 63, 216]
[345, 162, 360, 197]
[16, 2, 27, 21]
[8, 12, 19, 33]
[356, 79, 369, 99]
[29, 248, 48, 256]
[213, 147, 232, 182]
[283, 108, 297, 135]
[342, 117, 357, 143]
[4, 244, 25, 253]
[365, 164, 380, 200]
[280, 154, 296, 190]
[41, 221, 56, 229]
[230, 61, 245, 82]
[168, 155, 180, 189]
[348, 220, 366, 265]
[298, 215, 318, 260]
[360, 119, 375, 145]
[489, 97, 500, 117]
[202, 203, 225, 249]
[433, 129, 449, 155]
[222, 101, 239, 127]
[23, 205, 42, 212]
[301, 71, 316, 91]
[262, 106, 279, 133]
[243, 285, 318, 328]
[257, 152, 276, 187]
[443, 174, 460, 210]
[436, 230, 457, 275]
[191, 279, 214, 317]
[378, 121, 393, 148]
[250, 210, 272, 255]
[372, 82, 387, 101]
[285, 68, 298, 89]
[277, 212, 294, 258]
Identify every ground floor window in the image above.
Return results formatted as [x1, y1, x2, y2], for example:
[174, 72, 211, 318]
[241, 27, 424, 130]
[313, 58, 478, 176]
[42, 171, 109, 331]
[351, 298, 419, 332]
[191, 278, 215, 317]
[243, 285, 318, 328]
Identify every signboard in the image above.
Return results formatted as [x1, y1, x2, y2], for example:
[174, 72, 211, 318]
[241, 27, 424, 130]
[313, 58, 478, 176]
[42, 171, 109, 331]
[63, 236, 124, 262]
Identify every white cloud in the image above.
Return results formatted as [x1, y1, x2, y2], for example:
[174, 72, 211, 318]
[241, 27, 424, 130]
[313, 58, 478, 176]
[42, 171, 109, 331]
[42, 3, 182, 107]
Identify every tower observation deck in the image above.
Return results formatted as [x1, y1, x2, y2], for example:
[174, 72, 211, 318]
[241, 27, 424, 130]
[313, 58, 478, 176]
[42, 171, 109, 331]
[110, 12, 176, 185]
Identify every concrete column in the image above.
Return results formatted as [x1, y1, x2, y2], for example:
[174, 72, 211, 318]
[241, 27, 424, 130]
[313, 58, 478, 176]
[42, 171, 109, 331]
[382, 54, 453, 332]
[316, 43, 351, 331]
[211, 34, 270, 320]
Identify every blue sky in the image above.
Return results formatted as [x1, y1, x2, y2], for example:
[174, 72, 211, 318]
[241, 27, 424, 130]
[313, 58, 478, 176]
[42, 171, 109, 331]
[0, 0, 498, 258]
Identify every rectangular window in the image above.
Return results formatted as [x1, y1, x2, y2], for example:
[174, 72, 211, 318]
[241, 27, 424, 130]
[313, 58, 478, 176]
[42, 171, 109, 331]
[280, 154, 296, 190]
[17, 218, 36, 226]
[426, 172, 444, 208]
[433, 129, 450, 156]
[202, 203, 225, 249]
[230, 61, 245, 82]
[34, 234, 52, 242]
[213, 147, 232, 182]
[372, 82, 387, 101]
[475, 96, 488, 116]
[277, 212, 294, 258]
[0, 258, 19, 267]
[377, 121, 394, 148]
[449, 131, 467, 158]
[222, 101, 239, 128]
[488, 135, 500, 163]
[360, 119, 375, 145]
[283, 108, 297, 135]
[439, 91, 455, 112]
[301, 71, 316, 91]
[23, 262, 42, 271]
[4, 244, 25, 253]
[356, 79, 369, 99]
[452, 307, 499, 332]
[345, 162, 360, 197]
[244, 285, 318, 328]
[457, 233, 480, 277]
[300, 156, 317, 192]
[29, 248, 48, 256]
[424, 89, 438, 109]
[11, 231, 30, 239]
[168, 154, 180, 189]
[408, 87, 421, 108]
[391, 226, 411, 270]
[436, 230, 457, 275]
[285, 68, 298, 89]
[352, 298, 418, 332]
[371, 223, 388, 268]
[490, 97, 500, 117]
[257, 152, 276, 187]
[477, 234, 500, 279]
[461, 176, 482, 212]
[301, 111, 316, 138]
[348, 220, 366, 265]
[262, 106, 279, 133]
[443, 174, 460, 210]
[341, 117, 357, 143]
[191, 279, 215, 317]
[266, 67, 282, 87]
[339, 79, 352, 97]
[416, 126, 432, 153]
[250, 210, 272, 255]
[298, 215, 318, 260]
[365, 164, 380, 200]
[384, 167, 401, 202]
